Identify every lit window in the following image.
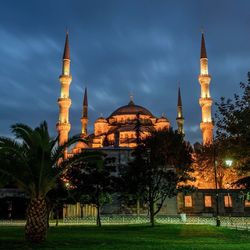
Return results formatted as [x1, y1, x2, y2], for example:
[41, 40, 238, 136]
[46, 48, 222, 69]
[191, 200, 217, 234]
[184, 195, 192, 208]
[224, 195, 232, 208]
[245, 200, 250, 208]
[204, 195, 212, 208]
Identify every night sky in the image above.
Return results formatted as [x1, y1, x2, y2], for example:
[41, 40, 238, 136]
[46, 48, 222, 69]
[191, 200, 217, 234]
[1, 0, 250, 143]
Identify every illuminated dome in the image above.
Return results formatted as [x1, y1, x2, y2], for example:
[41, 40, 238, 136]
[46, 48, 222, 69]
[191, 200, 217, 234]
[109, 100, 154, 117]
[95, 116, 107, 123]
[157, 116, 169, 123]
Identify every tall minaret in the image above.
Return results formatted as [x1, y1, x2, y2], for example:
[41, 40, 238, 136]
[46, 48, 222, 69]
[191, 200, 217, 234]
[198, 32, 214, 145]
[176, 86, 184, 134]
[56, 32, 72, 146]
[81, 87, 88, 137]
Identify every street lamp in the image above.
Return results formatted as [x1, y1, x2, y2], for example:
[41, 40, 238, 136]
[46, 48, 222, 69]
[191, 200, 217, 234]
[225, 160, 233, 217]
[225, 159, 233, 167]
[213, 140, 220, 227]
[213, 157, 234, 226]
[226, 182, 231, 209]
[213, 159, 220, 226]
[212, 137, 234, 227]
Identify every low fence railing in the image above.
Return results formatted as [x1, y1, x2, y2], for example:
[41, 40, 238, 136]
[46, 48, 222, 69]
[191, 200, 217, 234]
[1, 215, 250, 230]
[63, 214, 250, 229]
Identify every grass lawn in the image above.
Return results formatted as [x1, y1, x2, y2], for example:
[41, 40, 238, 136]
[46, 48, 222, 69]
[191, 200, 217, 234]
[0, 224, 249, 250]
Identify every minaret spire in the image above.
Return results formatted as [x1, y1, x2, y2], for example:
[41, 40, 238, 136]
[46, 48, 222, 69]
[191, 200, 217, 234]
[83, 87, 88, 108]
[177, 86, 182, 107]
[56, 32, 72, 151]
[200, 32, 207, 59]
[176, 86, 184, 134]
[63, 31, 70, 60]
[81, 87, 88, 136]
[198, 32, 214, 145]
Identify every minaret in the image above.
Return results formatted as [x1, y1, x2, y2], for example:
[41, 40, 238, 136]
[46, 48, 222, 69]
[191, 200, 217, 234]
[81, 87, 88, 137]
[198, 32, 214, 145]
[176, 86, 184, 134]
[56, 32, 72, 146]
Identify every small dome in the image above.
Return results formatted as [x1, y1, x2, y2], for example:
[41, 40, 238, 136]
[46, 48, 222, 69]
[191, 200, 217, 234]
[109, 100, 154, 117]
[95, 116, 107, 123]
[157, 116, 169, 123]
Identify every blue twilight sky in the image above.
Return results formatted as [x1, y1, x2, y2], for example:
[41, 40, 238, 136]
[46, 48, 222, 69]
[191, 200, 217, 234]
[0, 0, 250, 143]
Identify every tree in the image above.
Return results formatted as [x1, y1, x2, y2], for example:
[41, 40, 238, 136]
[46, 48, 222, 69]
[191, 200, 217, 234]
[0, 121, 84, 243]
[192, 143, 239, 189]
[66, 151, 116, 226]
[46, 178, 69, 227]
[122, 129, 193, 226]
[118, 148, 146, 216]
[215, 72, 250, 173]
[119, 112, 145, 215]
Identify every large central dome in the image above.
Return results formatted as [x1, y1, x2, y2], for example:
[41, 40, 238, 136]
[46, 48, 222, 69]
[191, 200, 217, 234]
[109, 100, 154, 117]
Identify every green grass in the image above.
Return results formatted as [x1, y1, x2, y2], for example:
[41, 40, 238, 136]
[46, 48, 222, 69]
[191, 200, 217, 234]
[0, 224, 249, 250]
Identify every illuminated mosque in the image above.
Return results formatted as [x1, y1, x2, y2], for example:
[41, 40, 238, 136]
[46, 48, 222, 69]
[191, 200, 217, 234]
[1, 33, 249, 219]
[56, 32, 213, 153]
[56, 32, 231, 217]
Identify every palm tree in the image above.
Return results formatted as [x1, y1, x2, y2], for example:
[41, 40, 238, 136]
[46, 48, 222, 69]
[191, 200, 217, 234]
[0, 121, 85, 243]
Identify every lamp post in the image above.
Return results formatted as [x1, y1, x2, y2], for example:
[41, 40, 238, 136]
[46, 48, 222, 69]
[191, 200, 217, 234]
[225, 160, 233, 217]
[214, 161, 220, 226]
[226, 182, 231, 216]
[213, 140, 220, 226]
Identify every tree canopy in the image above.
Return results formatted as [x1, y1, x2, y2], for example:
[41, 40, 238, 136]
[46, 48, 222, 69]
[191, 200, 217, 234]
[66, 151, 116, 226]
[215, 72, 250, 185]
[215, 72, 250, 169]
[121, 129, 194, 226]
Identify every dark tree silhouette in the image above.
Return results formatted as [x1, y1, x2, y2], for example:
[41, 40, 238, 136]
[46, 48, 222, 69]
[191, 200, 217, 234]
[66, 151, 116, 226]
[122, 129, 194, 226]
[215, 72, 250, 184]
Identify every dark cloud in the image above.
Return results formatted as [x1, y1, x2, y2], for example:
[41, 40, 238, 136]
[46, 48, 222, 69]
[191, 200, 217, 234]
[0, 0, 250, 143]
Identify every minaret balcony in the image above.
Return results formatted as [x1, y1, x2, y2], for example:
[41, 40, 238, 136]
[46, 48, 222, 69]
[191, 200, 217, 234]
[198, 74, 211, 83]
[59, 74, 72, 84]
[199, 97, 213, 107]
[56, 122, 71, 132]
[58, 98, 72, 107]
[176, 117, 184, 124]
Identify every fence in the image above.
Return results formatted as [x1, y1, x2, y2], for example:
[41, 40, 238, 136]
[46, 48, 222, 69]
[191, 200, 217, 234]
[1, 215, 250, 230]
[63, 214, 250, 229]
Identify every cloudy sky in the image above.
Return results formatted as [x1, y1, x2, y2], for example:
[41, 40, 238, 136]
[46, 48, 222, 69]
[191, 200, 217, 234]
[0, 0, 250, 143]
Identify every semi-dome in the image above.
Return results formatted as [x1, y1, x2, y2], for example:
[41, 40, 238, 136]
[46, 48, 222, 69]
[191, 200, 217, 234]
[109, 100, 154, 117]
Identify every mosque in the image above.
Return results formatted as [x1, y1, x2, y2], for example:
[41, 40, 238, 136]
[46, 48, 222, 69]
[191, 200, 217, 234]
[56, 33, 250, 218]
[1, 33, 249, 220]
[56, 32, 213, 153]
[56, 33, 244, 217]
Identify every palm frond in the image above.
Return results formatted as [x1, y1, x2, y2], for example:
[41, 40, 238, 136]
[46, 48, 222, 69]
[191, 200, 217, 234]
[51, 134, 84, 164]
[10, 123, 34, 148]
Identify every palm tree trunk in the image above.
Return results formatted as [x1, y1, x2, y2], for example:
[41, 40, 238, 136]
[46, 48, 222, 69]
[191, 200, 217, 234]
[25, 198, 48, 243]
